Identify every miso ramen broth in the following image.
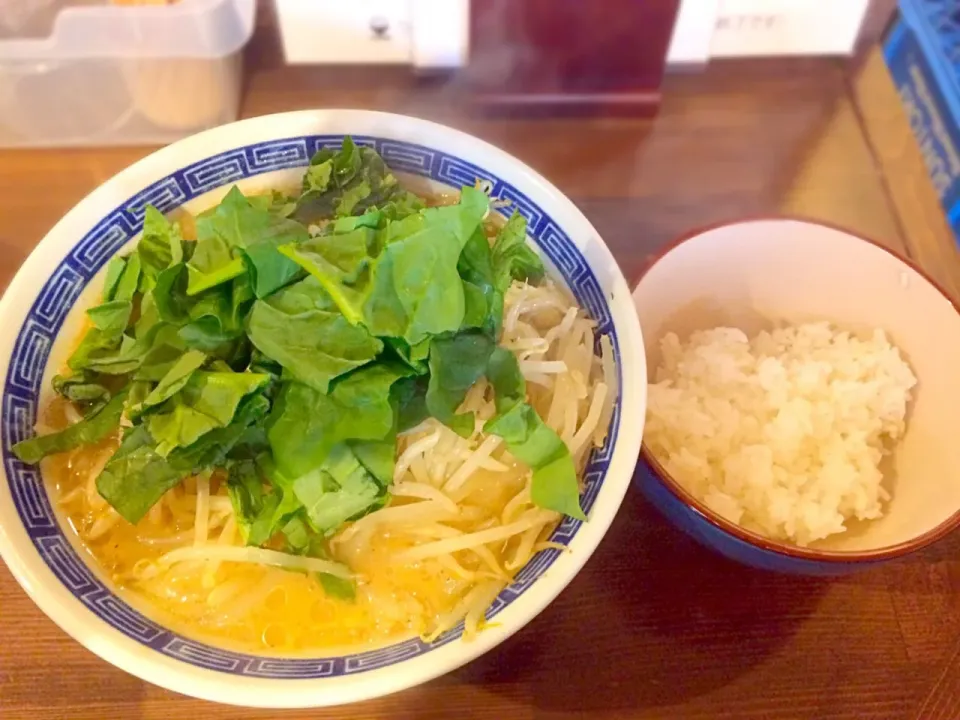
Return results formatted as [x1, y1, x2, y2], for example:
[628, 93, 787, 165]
[20, 138, 615, 654]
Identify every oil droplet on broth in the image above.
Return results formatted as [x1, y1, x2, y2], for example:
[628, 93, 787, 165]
[262, 624, 286, 649]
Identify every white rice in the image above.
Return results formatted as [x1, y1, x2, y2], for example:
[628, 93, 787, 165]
[645, 322, 917, 546]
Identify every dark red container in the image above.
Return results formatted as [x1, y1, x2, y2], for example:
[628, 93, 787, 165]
[466, 0, 681, 115]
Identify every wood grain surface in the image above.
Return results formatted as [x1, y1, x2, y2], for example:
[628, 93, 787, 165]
[2, 9, 960, 720]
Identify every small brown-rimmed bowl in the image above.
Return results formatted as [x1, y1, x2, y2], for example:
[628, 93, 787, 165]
[632, 217, 960, 575]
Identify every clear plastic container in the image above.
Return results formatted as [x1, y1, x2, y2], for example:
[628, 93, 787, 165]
[0, 0, 256, 147]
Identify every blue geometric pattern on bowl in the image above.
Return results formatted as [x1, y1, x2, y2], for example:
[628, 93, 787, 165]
[2, 136, 622, 678]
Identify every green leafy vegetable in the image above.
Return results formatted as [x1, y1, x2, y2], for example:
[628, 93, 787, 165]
[113, 252, 142, 303]
[188, 187, 307, 298]
[141, 349, 206, 408]
[138, 207, 184, 287]
[96, 426, 185, 524]
[491, 211, 544, 291]
[277, 231, 374, 325]
[146, 371, 269, 456]
[394, 376, 429, 433]
[12, 391, 128, 464]
[426, 333, 495, 436]
[362, 224, 467, 344]
[17, 136, 593, 572]
[68, 254, 144, 372]
[348, 438, 395, 486]
[226, 458, 299, 547]
[87, 300, 132, 336]
[484, 348, 585, 520]
[292, 443, 384, 535]
[293, 138, 422, 225]
[267, 361, 411, 479]
[318, 572, 357, 601]
[52, 372, 111, 415]
[102, 257, 127, 302]
[247, 282, 382, 393]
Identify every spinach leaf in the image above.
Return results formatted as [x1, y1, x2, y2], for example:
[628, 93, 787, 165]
[101, 256, 127, 302]
[458, 227, 502, 336]
[486, 347, 525, 411]
[318, 572, 357, 601]
[172, 394, 271, 471]
[113, 252, 142, 303]
[293, 139, 418, 225]
[332, 210, 382, 233]
[227, 456, 303, 547]
[12, 390, 128, 464]
[247, 286, 382, 393]
[491, 211, 544, 291]
[304, 160, 333, 193]
[243, 240, 305, 300]
[485, 402, 584, 520]
[484, 349, 585, 520]
[348, 438, 395, 486]
[251, 453, 309, 543]
[377, 194, 424, 222]
[362, 224, 467, 345]
[141, 349, 206, 409]
[69, 256, 143, 372]
[83, 323, 185, 378]
[138, 207, 184, 287]
[394, 376, 429, 433]
[280, 512, 312, 551]
[87, 300, 133, 336]
[283, 186, 488, 345]
[385, 337, 429, 375]
[262, 274, 336, 315]
[426, 333, 495, 436]
[188, 187, 308, 298]
[153, 264, 191, 325]
[421, 186, 490, 247]
[95, 426, 185, 524]
[146, 371, 269, 456]
[278, 512, 358, 599]
[52, 372, 111, 415]
[267, 362, 411, 479]
[102, 390, 272, 526]
[248, 190, 298, 218]
[124, 381, 152, 423]
[292, 443, 383, 535]
[67, 328, 123, 373]
[187, 257, 245, 296]
[226, 459, 273, 545]
[277, 234, 372, 326]
[178, 285, 244, 354]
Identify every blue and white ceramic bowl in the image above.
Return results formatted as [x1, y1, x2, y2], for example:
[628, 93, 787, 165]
[0, 111, 645, 706]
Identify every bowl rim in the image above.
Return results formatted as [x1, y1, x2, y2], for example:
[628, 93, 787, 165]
[0, 109, 645, 707]
[634, 213, 960, 563]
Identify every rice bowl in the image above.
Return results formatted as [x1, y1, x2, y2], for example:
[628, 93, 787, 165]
[645, 322, 917, 547]
[633, 217, 960, 574]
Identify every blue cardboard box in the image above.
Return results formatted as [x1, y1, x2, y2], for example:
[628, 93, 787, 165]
[884, 1, 960, 244]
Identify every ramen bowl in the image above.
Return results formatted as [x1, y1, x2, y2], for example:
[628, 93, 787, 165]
[633, 218, 960, 575]
[0, 110, 645, 707]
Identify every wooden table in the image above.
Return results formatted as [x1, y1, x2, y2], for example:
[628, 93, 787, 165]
[3, 26, 960, 720]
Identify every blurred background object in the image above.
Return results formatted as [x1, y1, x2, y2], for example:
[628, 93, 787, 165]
[0, 0, 253, 146]
[882, 0, 960, 250]
[273, 0, 875, 70]
[273, 0, 874, 114]
[0, 0, 881, 148]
